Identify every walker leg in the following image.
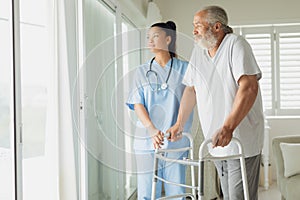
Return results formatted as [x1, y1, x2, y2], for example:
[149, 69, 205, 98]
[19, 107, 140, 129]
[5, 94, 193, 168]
[189, 143, 196, 198]
[198, 160, 204, 199]
[151, 153, 159, 200]
[240, 157, 249, 200]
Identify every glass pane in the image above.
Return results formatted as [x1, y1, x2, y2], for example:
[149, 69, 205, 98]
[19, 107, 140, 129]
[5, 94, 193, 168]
[0, 1, 14, 199]
[19, 1, 58, 199]
[83, 0, 119, 199]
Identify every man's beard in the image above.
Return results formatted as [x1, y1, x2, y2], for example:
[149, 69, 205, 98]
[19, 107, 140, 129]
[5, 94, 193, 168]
[194, 28, 218, 50]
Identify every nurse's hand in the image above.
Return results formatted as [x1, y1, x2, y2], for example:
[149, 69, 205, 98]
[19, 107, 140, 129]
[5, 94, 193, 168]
[212, 127, 233, 148]
[166, 122, 183, 142]
[148, 126, 164, 149]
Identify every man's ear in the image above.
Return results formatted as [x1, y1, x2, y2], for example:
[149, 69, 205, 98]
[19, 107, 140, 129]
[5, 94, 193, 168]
[214, 22, 222, 31]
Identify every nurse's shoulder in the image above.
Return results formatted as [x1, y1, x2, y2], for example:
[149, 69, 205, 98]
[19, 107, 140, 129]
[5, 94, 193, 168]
[172, 57, 189, 74]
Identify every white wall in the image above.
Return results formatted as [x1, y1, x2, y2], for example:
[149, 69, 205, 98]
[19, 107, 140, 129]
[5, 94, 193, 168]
[154, 0, 300, 182]
[154, 0, 300, 64]
[119, 0, 148, 27]
[154, 0, 300, 35]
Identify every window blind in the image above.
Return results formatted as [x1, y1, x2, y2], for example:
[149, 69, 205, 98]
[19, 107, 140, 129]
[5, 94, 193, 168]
[279, 33, 300, 109]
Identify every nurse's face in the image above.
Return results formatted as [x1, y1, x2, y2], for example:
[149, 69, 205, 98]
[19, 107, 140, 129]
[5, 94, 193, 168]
[193, 11, 218, 50]
[147, 27, 170, 54]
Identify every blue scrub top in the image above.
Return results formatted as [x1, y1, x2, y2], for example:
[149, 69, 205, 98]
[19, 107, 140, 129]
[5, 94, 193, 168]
[126, 57, 194, 151]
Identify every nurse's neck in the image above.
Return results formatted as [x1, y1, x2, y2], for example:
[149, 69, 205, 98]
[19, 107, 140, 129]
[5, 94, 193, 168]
[155, 51, 171, 68]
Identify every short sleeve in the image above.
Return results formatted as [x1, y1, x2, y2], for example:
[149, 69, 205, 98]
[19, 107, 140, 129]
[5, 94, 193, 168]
[182, 47, 197, 86]
[126, 68, 145, 110]
[231, 37, 262, 83]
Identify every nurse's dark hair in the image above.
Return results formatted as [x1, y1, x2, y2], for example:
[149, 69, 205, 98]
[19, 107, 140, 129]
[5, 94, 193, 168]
[151, 21, 177, 58]
[201, 5, 233, 34]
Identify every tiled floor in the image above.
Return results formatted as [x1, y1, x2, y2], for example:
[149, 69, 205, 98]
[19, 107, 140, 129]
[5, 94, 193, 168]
[129, 183, 282, 200]
[1, 147, 282, 200]
[258, 183, 281, 200]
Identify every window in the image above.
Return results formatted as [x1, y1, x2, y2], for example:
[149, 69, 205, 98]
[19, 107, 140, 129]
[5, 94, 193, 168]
[234, 24, 300, 116]
[80, 0, 142, 199]
[19, 1, 58, 199]
[0, 0, 14, 199]
[0, 0, 57, 199]
[82, 1, 119, 199]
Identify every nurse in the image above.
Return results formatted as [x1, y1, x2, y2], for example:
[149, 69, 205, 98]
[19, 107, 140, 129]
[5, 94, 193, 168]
[126, 21, 193, 199]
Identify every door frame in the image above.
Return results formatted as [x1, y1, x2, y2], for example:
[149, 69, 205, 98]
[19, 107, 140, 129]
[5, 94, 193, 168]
[11, 0, 23, 199]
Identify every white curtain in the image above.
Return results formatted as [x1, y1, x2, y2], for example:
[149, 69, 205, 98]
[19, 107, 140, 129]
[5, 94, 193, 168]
[56, 0, 79, 199]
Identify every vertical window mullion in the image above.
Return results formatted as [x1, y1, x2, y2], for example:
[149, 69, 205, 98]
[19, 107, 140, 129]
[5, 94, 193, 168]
[274, 29, 280, 115]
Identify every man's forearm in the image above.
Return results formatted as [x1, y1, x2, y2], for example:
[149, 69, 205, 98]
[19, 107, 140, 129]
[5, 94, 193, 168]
[176, 86, 196, 127]
[223, 75, 258, 131]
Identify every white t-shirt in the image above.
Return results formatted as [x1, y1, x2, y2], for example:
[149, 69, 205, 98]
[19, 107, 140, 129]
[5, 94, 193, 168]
[183, 34, 264, 157]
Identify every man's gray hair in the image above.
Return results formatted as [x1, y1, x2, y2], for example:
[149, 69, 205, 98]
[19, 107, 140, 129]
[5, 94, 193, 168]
[202, 5, 233, 34]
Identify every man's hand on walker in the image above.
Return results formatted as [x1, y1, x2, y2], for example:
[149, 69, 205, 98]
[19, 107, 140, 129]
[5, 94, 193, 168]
[212, 127, 233, 148]
[166, 123, 183, 142]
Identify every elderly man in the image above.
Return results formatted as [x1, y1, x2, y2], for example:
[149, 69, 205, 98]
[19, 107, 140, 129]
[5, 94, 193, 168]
[167, 5, 264, 200]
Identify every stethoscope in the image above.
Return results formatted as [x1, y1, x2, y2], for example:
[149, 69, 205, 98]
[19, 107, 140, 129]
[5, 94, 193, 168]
[146, 57, 173, 91]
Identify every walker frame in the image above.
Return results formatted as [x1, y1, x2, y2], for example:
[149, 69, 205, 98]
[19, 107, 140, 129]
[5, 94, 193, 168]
[151, 133, 249, 200]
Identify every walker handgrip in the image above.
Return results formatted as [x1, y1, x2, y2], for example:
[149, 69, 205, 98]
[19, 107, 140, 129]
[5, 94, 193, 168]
[197, 137, 249, 200]
[164, 132, 183, 138]
[199, 137, 245, 160]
